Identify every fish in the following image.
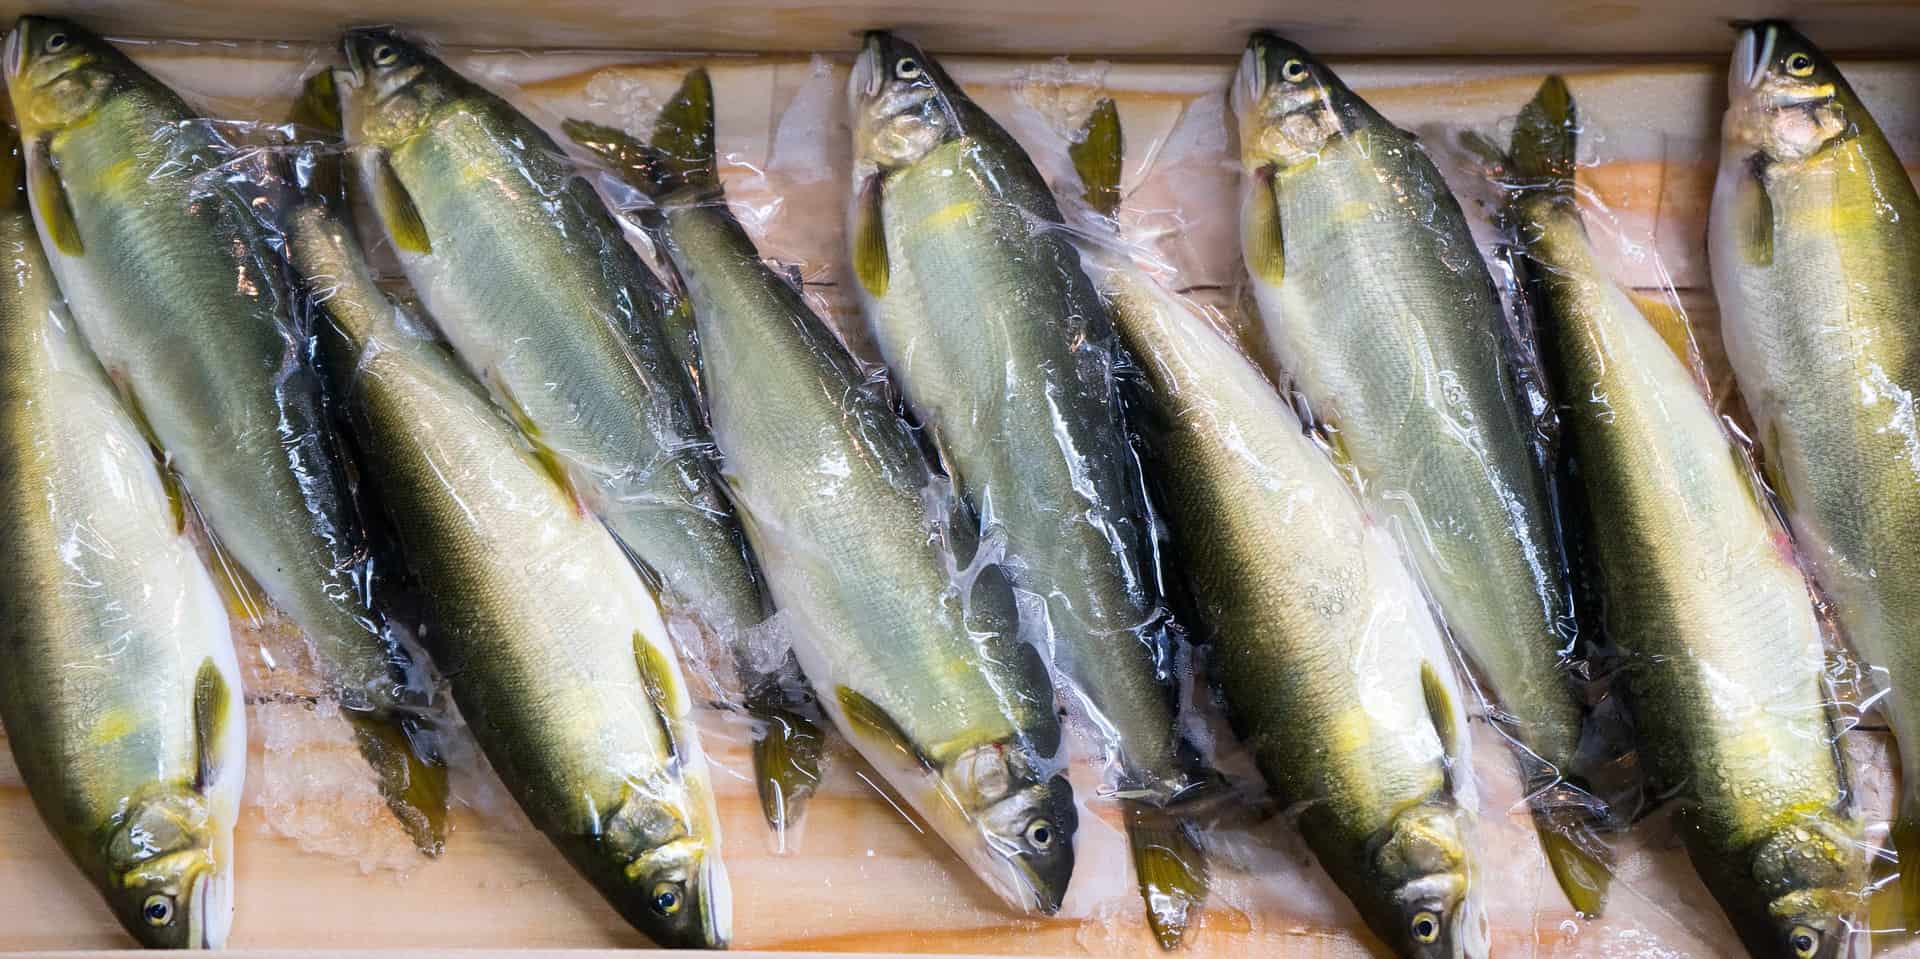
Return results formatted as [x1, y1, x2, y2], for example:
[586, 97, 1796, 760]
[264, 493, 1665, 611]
[1068, 100, 1487, 959]
[847, 31, 1207, 941]
[271, 108, 730, 947]
[564, 67, 1077, 914]
[1711, 20, 1920, 927]
[335, 30, 825, 832]
[1513, 76, 1865, 959]
[0, 115, 246, 948]
[4, 14, 446, 852]
[1232, 32, 1606, 913]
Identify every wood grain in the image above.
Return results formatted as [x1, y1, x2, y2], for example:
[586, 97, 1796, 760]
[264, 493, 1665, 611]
[4, 0, 1920, 57]
[3, 35, 1920, 959]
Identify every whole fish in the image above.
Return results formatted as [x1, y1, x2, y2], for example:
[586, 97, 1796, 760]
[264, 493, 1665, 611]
[847, 32, 1206, 942]
[1069, 100, 1486, 959]
[337, 30, 822, 829]
[565, 68, 1076, 914]
[1233, 32, 1604, 911]
[1514, 77, 1864, 959]
[4, 15, 445, 851]
[274, 120, 729, 947]
[1710, 20, 1920, 924]
[0, 120, 245, 948]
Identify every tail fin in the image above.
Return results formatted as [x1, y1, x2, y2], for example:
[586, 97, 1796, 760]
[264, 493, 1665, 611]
[746, 696, 825, 840]
[1895, 798, 1920, 926]
[1126, 800, 1209, 950]
[287, 69, 348, 208]
[1508, 75, 1578, 203]
[564, 67, 717, 200]
[348, 712, 450, 856]
[1068, 97, 1123, 219]
[1534, 812, 1611, 916]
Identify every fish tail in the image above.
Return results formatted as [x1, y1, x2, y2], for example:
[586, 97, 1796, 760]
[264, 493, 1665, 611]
[1534, 811, 1612, 916]
[562, 67, 717, 200]
[1068, 97, 1123, 219]
[1126, 799, 1209, 950]
[1508, 74, 1578, 204]
[746, 694, 825, 838]
[1895, 797, 1920, 925]
[348, 711, 450, 856]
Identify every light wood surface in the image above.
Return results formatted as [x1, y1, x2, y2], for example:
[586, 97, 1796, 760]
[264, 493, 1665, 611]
[3, 33, 1920, 959]
[3, 0, 1920, 56]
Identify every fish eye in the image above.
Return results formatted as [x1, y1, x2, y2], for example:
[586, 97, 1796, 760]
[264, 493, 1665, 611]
[43, 32, 68, 53]
[1790, 926, 1820, 958]
[649, 881, 683, 917]
[141, 894, 175, 927]
[1410, 910, 1441, 944]
[894, 57, 923, 80]
[1281, 58, 1309, 83]
[1785, 52, 1815, 77]
[373, 44, 399, 67]
[1025, 819, 1055, 849]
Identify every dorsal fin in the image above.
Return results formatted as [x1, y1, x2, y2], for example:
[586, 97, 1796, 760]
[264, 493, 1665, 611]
[1069, 97, 1123, 219]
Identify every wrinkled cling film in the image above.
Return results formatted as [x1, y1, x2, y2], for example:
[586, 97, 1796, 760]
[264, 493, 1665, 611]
[8, 16, 1920, 959]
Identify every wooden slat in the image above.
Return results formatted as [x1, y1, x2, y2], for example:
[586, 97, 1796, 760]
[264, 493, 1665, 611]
[4, 0, 1920, 57]
[5, 38, 1920, 959]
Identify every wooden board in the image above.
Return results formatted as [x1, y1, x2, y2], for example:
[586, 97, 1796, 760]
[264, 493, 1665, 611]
[5, 35, 1920, 959]
[5, 0, 1920, 57]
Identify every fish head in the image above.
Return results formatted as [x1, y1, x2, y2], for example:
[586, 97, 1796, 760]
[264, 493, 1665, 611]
[1359, 801, 1487, 959]
[970, 771, 1079, 914]
[98, 788, 233, 948]
[849, 31, 967, 173]
[340, 28, 456, 151]
[6, 17, 125, 144]
[1718, 815, 1866, 959]
[1233, 32, 1366, 174]
[562, 791, 731, 949]
[1723, 22, 1855, 167]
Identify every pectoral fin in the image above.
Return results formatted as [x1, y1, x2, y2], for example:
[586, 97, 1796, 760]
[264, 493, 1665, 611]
[633, 631, 687, 760]
[371, 154, 431, 254]
[109, 376, 188, 535]
[1242, 166, 1285, 286]
[485, 371, 586, 515]
[1420, 660, 1464, 766]
[28, 139, 82, 256]
[835, 686, 932, 771]
[1626, 290, 1698, 370]
[852, 174, 890, 297]
[1733, 164, 1774, 267]
[192, 658, 234, 791]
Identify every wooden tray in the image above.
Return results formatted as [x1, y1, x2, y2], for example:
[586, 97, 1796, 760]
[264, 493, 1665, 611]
[3, 29, 1919, 959]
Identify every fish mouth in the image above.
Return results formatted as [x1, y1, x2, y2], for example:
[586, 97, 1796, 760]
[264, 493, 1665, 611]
[850, 31, 885, 104]
[1730, 22, 1774, 98]
[186, 871, 221, 949]
[698, 854, 733, 948]
[5, 18, 28, 81]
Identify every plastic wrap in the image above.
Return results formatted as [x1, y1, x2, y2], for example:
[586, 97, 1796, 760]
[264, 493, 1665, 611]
[6, 13, 1920, 959]
[3, 16, 450, 870]
[0, 115, 245, 947]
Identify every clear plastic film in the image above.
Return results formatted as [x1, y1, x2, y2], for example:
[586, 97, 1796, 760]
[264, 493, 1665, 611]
[9, 16, 1920, 959]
